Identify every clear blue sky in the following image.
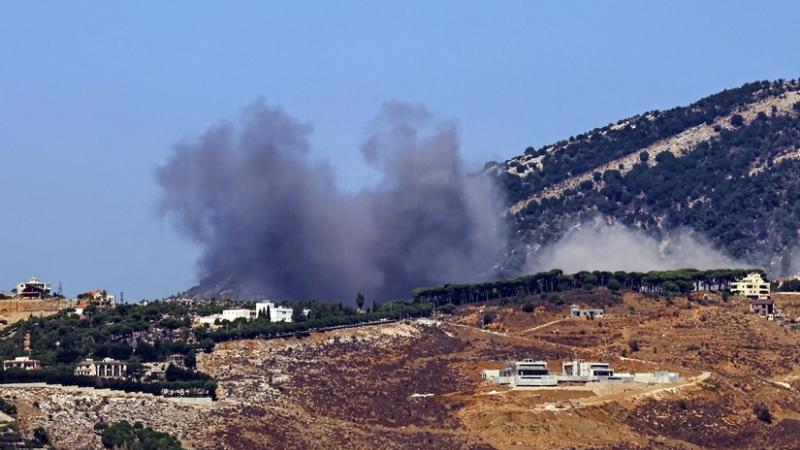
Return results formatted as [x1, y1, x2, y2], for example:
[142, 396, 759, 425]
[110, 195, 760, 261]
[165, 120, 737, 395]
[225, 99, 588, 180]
[1, 1, 798, 300]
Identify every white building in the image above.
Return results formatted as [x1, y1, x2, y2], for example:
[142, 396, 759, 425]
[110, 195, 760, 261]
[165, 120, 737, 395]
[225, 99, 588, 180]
[570, 304, 605, 319]
[255, 301, 294, 322]
[3, 356, 42, 371]
[221, 309, 253, 322]
[484, 359, 681, 388]
[74, 358, 127, 379]
[196, 314, 222, 326]
[15, 277, 52, 299]
[561, 359, 614, 378]
[730, 272, 770, 299]
[494, 360, 557, 387]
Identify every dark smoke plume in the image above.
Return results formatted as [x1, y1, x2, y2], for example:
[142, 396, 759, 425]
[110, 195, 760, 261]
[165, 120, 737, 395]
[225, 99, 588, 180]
[157, 100, 504, 302]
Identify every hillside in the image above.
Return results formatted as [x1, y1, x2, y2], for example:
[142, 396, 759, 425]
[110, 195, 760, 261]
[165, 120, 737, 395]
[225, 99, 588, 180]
[7, 288, 800, 449]
[490, 79, 800, 275]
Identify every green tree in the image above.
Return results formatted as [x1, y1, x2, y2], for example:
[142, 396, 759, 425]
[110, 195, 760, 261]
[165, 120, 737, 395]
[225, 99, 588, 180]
[356, 292, 365, 310]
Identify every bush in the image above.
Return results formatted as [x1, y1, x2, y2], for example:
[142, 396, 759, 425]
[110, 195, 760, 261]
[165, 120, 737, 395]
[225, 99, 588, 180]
[0, 397, 16, 415]
[628, 339, 640, 352]
[522, 301, 534, 313]
[753, 403, 772, 423]
[33, 427, 50, 445]
[730, 114, 745, 127]
[101, 420, 184, 450]
[482, 312, 496, 326]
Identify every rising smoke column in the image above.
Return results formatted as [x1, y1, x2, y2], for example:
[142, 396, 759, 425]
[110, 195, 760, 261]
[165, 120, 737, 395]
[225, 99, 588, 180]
[156, 99, 504, 301]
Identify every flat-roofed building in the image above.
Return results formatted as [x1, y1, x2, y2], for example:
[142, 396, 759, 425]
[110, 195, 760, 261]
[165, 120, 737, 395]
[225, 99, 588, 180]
[731, 272, 770, 299]
[497, 359, 557, 387]
[570, 304, 605, 319]
[750, 298, 775, 317]
[3, 356, 42, 371]
[221, 309, 253, 322]
[255, 301, 294, 322]
[15, 277, 51, 299]
[74, 358, 128, 379]
[562, 359, 614, 378]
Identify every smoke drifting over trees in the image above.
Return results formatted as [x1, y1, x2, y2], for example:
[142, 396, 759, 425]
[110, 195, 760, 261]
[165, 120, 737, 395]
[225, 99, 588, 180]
[156, 100, 504, 301]
[527, 220, 749, 274]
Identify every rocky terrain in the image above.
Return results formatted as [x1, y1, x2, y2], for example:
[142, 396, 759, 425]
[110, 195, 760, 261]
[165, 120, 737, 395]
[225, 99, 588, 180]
[4, 289, 800, 448]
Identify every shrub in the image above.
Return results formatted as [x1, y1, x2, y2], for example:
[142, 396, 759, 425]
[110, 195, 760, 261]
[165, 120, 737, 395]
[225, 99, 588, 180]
[0, 397, 16, 415]
[628, 339, 640, 352]
[482, 312, 496, 326]
[522, 302, 534, 313]
[101, 420, 184, 450]
[33, 427, 50, 445]
[754, 403, 772, 423]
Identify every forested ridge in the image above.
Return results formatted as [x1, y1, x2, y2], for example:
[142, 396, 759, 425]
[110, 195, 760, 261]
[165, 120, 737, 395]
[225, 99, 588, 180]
[491, 79, 800, 275]
[411, 268, 758, 305]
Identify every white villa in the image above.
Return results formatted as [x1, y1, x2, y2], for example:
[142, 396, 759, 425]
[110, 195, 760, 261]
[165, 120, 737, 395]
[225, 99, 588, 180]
[74, 358, 128, 379]
[730, 272, 770, 299]
[255, 301, 294, 322]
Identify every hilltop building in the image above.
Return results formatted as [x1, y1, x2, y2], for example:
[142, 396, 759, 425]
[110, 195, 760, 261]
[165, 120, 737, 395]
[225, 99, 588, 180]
[77, 289, 116, 306]
[3, 356, 42, 371]
[14, 277, 51, 299]
[74, 358, 128, 379]
[73, 300, 91, 315]
[730, 272, 770, 299]
[255, 301, 294, 322]
[570, 304, 605, 319]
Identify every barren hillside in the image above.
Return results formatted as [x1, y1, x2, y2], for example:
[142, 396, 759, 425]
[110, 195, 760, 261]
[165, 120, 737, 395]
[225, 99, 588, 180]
[6, 289, 800, 449]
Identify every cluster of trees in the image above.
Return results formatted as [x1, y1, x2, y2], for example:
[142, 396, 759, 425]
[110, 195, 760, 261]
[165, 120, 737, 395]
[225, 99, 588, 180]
[0, 301, 214, 367]
[500, 80, 793, 204]
[97, 420, 184, 450]
[512, 91, 800, 275]
[0, 368, 216, 399]
[777, 279, 800, 292]
[0, 301, 216, 398]
[410, 268, 759, 305]
[198, 300, 434, 343]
